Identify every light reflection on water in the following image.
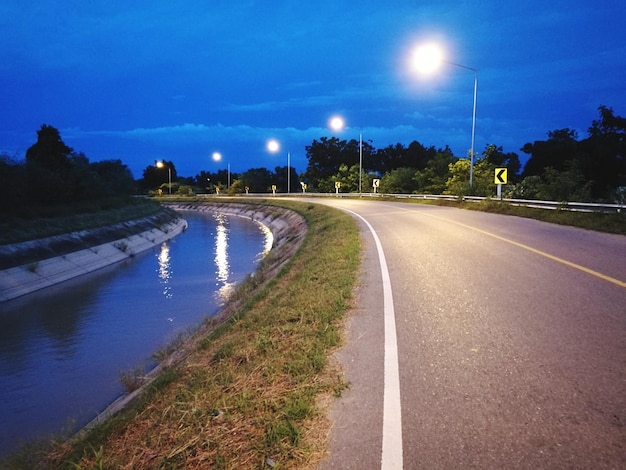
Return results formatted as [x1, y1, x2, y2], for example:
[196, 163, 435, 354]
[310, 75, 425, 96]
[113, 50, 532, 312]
[157, 243, 173, 299]
[214, 213, 233, 302]
[0, 210, 272, 457]
[258, 221, 273, 259]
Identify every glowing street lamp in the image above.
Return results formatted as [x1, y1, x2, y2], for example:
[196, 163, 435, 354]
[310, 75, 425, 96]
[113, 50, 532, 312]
[212, 152, 230, 189]
[329, 116, 345, 132]
[412, 43, 478, 188]
[266, 139, 279, 153]
[329, 115, 363, 194]
[155, 160, 171, 194]
[266, 139, 291, 194]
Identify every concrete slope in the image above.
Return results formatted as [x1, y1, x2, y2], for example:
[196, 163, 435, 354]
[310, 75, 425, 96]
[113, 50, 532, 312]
[0, 218, 187, 302]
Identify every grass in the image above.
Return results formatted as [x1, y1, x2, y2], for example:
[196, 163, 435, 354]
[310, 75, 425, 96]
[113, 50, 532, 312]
[391, 196, 626, 235]
[0, 198, 164, 245]
[468, 199, 626, 235]
[4, 200, 360, 469]
[0, 198, 179, 269]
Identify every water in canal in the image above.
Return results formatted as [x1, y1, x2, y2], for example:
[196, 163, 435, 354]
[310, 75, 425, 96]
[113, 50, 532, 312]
[0, 210, 272, 457]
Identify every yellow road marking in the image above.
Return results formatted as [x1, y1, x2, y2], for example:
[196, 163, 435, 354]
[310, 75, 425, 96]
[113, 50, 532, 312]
[402, 206, 626, 289]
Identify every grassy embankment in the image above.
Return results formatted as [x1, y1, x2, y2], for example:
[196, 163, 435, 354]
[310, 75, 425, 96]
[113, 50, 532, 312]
[469, 199, 626, 235]
[0, 198, 166, 245]
[4, 199, 361, 469]
[402, 197, 626, 235]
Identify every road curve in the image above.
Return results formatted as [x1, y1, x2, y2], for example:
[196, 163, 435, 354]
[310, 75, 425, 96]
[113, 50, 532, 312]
[309, 198, 626, 470]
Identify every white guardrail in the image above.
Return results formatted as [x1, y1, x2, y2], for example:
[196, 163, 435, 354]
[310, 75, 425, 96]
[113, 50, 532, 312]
[273, 192, 625, 213]
[460, 196, 625, 213]
[197, 192, 624, 213]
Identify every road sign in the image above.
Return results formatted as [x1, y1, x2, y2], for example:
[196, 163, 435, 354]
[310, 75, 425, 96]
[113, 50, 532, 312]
[494, 168, 508, 184]
[373, 179, 380, 188]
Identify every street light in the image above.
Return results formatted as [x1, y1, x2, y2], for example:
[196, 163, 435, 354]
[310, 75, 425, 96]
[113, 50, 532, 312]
[212, 152, 230, 189]
[266, 139, 291, 194]
[155, 160, 171, 194]
[412, 43, 478, 187]
[329, 116, 363, 195]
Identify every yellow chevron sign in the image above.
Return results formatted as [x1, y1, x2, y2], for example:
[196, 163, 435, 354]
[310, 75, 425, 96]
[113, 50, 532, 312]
[494, 168, 508, 184]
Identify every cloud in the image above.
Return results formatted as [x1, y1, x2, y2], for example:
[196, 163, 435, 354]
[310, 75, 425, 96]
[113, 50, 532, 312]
[123, 123, 211, 138]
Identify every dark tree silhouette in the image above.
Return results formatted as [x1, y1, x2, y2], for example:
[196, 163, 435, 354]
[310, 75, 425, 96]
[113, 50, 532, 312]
[25, 124, 73, 169]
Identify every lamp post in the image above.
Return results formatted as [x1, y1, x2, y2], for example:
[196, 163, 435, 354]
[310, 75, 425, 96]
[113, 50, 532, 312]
[329, 116, 363, 195]
[266, 139, 290, 194]
[412, 43, 478, 188]
[155, 160, 171, 194]
[212, 152, 230, 189]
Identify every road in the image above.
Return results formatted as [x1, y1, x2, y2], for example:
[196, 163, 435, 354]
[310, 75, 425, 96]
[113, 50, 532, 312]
[306, 198, 626, 469]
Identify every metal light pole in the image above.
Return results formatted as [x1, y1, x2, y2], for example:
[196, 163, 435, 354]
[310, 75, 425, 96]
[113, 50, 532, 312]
[330, 116, 363, 195]
[444, 61, 477, 188]
[267, 139, 290, 193]
[156, 160, 171, 194]
[212, 152, 229, 189]
[359, 132, 363, 194]
[412, 44, 478, 187]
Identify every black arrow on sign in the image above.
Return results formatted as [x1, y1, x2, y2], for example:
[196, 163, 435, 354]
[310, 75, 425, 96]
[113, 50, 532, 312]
[496, 169, 506, 184]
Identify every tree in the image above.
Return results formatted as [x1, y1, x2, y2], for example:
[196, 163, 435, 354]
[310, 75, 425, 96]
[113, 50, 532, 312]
[380, 167, 418, 194]
[406, 141, 438, 171]
[304, 137, 350, 184]
[536, 162, 592, 202]
[445, 159, 471, 196]
[141, 160, 178, 191]
[374, 144, 406, 174]
[581, 105, 626, 200]
[520, 107, 626, 201]
[506, 175, 543, 199]
[238, 167, 274, 193]
[273, 165, 300, 193]
[482, 144, 521, 182]
[414, 148, 457, 194]
[304, 137, 374, 189]
[521, 129, 580, 178]
[373, 142, 437, 174]
[25, 124, 73, 169]
[338, 164, 361, 192]
[0, 153, 26, 211]
[470, 157, 500, 197]
[91, 159, 136, 196]
[24, 125, 75, 203]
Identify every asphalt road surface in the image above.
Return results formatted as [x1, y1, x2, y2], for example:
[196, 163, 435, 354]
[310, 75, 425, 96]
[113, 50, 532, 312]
[307, 198, 626, 470]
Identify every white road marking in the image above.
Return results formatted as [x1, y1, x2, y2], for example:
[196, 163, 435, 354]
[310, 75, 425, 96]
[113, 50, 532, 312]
[343, 208, 403, 469]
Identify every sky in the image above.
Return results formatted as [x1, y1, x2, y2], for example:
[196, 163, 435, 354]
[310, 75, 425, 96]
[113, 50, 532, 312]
[1, 1, 625, 179]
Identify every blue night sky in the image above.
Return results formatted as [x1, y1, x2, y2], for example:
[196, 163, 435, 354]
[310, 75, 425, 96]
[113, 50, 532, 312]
[1, 1, 625, 179]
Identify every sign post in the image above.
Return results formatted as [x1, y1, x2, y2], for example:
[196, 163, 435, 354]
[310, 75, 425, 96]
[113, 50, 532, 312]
[373, 178, 380, 194]
[494, 168, 508, 199]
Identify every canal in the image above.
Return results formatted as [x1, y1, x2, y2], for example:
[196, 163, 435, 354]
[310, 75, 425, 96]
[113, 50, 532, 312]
[0, 209, 272, 457]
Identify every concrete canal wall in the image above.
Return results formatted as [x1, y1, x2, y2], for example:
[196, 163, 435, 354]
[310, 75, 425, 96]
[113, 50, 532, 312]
[0, 201, 307, 302]
[0, 218, 188, 302]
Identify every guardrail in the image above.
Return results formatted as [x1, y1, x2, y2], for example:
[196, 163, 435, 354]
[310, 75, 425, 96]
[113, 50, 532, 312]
[196, 192, 624, 213]
[459, 196, 624, 213]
